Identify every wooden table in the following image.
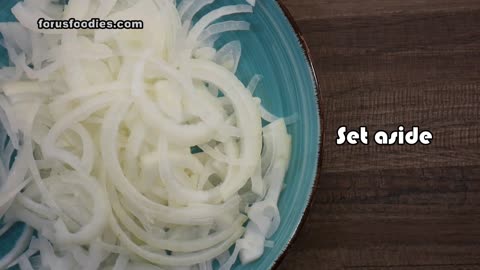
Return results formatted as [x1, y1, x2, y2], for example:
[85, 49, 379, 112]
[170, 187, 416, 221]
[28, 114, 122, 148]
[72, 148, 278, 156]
[278, 1, 480, 269]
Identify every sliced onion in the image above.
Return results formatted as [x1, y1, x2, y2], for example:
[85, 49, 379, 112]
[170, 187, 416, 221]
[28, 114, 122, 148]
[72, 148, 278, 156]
[0, 221, 14, 237]
[0, 1, 293, 269]
[199, 21, 250, 42]
[181, 0, 214, 30]
[188, 5, 253, 42]
[247, 74, 263, 94]
[215, 41, 241, 74]
[11, 3, 65, 34]
[18, 255, 34, 270]
[113, 254, 129, 270]
[93, 0, 118, 18]
[0, 225, 33, 269]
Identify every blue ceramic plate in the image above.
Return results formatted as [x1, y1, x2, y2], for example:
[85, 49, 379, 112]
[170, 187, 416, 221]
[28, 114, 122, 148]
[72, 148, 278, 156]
[0, 0, 322, 269]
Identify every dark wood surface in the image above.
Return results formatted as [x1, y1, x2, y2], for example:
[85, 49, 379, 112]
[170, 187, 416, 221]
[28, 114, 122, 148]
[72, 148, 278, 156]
[278, 1, 480, 269]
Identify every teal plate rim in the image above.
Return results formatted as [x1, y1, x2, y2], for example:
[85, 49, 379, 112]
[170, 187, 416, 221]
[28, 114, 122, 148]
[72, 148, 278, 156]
[271, 1, 324, 269]
[0, 0, 324, 269]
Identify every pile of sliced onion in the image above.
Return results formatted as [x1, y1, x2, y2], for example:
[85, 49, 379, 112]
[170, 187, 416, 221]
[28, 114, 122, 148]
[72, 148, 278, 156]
[0, 0, 292, 269]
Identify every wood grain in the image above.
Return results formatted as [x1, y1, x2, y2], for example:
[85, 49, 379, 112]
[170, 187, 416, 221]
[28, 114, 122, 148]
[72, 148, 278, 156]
[278, 1, 480, 269]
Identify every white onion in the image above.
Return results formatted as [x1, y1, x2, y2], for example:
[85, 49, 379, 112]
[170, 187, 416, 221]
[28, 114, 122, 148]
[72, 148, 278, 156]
[11, 3, 65, 34]
[188, 5, 253, 43]
[0, 0, 293, 269]
[0, 221, 14, 237]
[181, 0, 214, 30]
[0, 225, 33, 269]
[199, 21, 250, 42]
[93, 0, 118, 18]
[178, 0, 195, 20]
[215, 40, 241, 74]
[18, 255, 34, 270]
[113, 254, 129, 270]
[63, 0, 91, 20]
[247, 74, 263, 94]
